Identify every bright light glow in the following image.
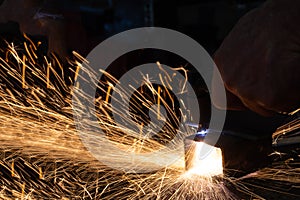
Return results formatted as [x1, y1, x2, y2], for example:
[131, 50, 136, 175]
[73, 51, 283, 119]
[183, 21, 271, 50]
[197, 130, 207, 136]
[186, 142, 223, 177]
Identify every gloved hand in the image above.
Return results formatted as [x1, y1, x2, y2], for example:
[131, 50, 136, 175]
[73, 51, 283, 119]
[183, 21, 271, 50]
[213, 0, 300, 116]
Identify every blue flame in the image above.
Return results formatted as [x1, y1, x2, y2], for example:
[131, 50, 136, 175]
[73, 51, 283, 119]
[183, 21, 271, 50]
[196, 129, 207, 136]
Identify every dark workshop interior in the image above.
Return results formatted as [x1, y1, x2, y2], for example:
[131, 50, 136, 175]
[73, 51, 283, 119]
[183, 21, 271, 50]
[0, 0, 299, 199]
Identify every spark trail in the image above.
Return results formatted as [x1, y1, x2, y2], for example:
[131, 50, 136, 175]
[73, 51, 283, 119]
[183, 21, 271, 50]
[0, 36, 299, 199]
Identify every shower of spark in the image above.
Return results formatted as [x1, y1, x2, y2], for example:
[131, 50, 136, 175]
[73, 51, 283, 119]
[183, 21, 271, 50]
[0, 35, 299, 199]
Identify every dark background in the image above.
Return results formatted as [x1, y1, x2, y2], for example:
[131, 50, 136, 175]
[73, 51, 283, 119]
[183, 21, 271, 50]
[1, 1, 300, 199]
[0, 0, 266, 126]
[0, 0, 266, 54]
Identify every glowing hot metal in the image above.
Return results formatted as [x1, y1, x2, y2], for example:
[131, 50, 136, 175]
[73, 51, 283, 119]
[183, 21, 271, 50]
[184, 130, 223, 177]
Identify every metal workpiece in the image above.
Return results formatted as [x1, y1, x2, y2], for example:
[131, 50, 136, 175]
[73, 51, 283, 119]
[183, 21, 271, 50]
[184, 130, 223, 177]
[184, 127, 274, 178]
[216, 132, 273, 178]
[272, 112, 300, 149]
[184, 132, 206, 171]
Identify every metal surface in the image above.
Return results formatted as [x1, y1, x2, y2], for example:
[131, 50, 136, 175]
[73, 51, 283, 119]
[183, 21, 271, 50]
[185, 122, 275, 177]
[184, 132, 223, 177]
[272, 112, 300, 148]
